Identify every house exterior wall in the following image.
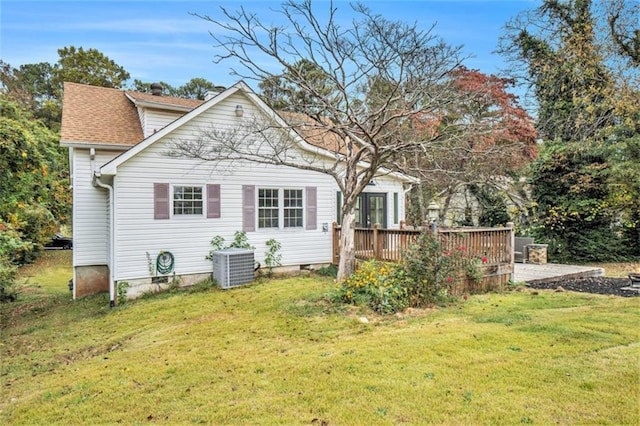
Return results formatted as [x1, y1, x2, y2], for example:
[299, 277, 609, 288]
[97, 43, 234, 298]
[141, 108, 184, 137]
[71, 148, 121, 297]
[73, 149, 121, 266]
[108, 92, 406, 291]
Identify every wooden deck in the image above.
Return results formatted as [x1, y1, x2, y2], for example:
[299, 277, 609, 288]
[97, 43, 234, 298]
[514, 263, 604, 283]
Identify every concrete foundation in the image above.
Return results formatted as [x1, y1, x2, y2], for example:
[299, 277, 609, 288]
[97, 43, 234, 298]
[121, 273, 212, 300]
[74, 265, 109, 298]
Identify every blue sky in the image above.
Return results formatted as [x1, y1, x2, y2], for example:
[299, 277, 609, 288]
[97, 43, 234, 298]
[1, 0, 539, 91]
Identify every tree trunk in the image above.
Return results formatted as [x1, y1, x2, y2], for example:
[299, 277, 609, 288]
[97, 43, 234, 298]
[417, 183, 427, 224]
[337, 210, 356, 282]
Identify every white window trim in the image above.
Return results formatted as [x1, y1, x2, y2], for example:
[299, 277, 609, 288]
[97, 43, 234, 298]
[257, 187, 280, 229]
[171, 184, 205, 218]
[257, 187, 305, 230]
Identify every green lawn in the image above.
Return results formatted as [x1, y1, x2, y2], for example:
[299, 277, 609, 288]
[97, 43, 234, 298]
[1, 251, 638, 425]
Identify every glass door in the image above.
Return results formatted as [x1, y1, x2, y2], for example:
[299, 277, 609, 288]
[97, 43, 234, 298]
[368, 194, 386, 228]
[355, 193, 387, 228]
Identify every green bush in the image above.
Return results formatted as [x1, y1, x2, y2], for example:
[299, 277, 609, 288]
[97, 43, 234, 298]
[331, 233, 485, 314]
[314, 264, 338, 278]
[205, 231, 255, 261]
[0, 220, 32, 302]
[264, 238, 282, 277]
[528, 139, 640, 262]
[332, 260, 408, 314]
[401, 232, 481, 307]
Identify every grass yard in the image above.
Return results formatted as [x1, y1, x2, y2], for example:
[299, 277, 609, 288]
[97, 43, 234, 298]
[586, 262, 640, 278]
[1, 251, 639, 425]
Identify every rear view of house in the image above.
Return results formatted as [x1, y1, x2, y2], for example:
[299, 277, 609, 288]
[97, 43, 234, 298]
[61, 81, 412, 305]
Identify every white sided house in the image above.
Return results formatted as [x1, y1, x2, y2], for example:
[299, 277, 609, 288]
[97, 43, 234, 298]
[60, 81, 413, 304]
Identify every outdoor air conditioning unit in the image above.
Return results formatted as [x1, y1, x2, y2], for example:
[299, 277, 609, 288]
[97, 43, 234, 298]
[212, 248, 255, 289]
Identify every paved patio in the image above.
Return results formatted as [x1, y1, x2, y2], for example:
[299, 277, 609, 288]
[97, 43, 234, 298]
[513, 263, 604, 283]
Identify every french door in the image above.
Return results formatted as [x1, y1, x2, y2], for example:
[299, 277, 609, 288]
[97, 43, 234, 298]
[356, 193, 387, 228]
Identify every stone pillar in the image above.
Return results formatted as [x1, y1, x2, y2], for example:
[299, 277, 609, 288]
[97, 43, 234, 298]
[527, 244, 548, 265]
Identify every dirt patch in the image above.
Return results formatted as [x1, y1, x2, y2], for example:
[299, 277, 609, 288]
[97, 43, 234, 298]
[526, 277, 639, 297]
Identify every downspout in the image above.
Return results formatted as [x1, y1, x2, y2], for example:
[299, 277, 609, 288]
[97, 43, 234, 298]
[90, 148, 116, 308]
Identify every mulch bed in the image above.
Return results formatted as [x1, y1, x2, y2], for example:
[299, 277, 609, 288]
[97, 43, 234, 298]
[526, 277, 640, 297]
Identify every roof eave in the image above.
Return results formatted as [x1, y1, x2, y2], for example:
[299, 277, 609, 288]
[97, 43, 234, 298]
[60, 140, 135, 150]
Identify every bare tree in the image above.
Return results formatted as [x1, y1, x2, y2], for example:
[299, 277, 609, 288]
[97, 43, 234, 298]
[172, 0, 474, 281]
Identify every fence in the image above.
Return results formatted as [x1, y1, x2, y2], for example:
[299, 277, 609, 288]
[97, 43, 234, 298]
[332, 222, 515, 293]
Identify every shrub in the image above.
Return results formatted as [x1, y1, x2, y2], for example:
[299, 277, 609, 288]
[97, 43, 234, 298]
[330, 233, 486, 314]
[0, 220, 31, 302]
[264, 238, 282, 277]
[116, 281, 130, 305]
[228, 231, 254, 249]
[315, 264, 338, 278]
[205, 232, 255, 261]
[401, 232, 482, 307]
[0, 258, 18, 302]
[332, 260, 408, 314]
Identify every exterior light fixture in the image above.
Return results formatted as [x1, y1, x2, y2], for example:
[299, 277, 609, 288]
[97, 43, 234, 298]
[235, 105, 244, 117]
[427, 201, 440, 233]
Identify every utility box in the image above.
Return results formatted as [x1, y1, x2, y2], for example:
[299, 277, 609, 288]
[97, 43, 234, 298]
[212, 248, 255, 289]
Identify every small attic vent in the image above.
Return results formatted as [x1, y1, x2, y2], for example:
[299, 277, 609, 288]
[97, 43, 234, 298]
[150, 82, 163, 96]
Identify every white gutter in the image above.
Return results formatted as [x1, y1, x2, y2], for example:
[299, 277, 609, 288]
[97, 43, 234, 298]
[90, 148, 116, 308]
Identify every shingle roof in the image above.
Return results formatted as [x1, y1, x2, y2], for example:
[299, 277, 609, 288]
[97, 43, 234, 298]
[60, 82, 204, 147]
[61, 82, 144, 146]
[125, 91, 203, 110]
[278, 111, 347, 155]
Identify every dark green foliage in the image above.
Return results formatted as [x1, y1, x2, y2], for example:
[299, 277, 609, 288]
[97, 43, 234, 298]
[0, 220, 32, 302]
[330, 233, 483, 314]
[258, 59, 335, 113]
[1, 47, 131, 131]
[53, 46, 130, 91]
[0, 97, 69, 265]
[527, 140, 639, 262]
[401, 232, 480, 306]
[501, 0, 639, 262]
[501, 0, 618, 143]
[330, 260, 408, 314]
[469, 184, 511, 227]
[314, 264, 338, 278]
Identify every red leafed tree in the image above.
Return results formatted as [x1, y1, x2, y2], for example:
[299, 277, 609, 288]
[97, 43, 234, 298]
[402, 67, 538, 223]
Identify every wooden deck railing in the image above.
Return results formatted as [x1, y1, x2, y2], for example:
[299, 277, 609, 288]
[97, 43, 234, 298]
[332, 222, 515, 292]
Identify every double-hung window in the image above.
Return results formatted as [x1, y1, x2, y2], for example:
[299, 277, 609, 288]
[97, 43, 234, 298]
[283, 189, 303, 228]
[258, 188, 279, 228]
[173, 186, 203, 215]
[258, 188, 304, 229]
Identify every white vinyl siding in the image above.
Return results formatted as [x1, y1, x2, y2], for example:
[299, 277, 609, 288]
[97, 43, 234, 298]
[141, 109, 185, 137]
[104, 91, 405, 281]
[72, 148, 122, 267]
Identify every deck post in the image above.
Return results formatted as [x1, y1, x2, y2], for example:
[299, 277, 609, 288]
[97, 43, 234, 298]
[332, 222, 339, 265]
[507, 222, 515, 281]
[373, 223, 382, 260]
